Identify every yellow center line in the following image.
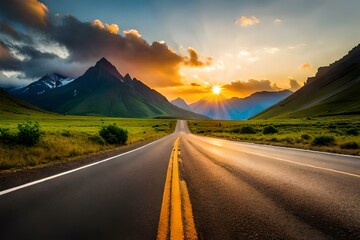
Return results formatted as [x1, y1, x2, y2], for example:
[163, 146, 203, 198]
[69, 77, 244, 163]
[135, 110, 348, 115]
[171, 139, 184, 240]
[157, 138, 198, 240]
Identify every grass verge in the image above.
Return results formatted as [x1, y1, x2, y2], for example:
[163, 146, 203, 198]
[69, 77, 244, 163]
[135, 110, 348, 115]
[0, 114, 175, 171]
[188, 116, 360, 156]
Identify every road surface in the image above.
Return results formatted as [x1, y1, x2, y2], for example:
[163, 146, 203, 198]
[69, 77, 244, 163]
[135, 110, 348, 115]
[178, 120, 360, 239]
[0, 120, 359, 239]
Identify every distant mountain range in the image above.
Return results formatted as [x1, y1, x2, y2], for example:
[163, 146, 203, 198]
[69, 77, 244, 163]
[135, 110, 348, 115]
[10, 58, 205, 119]
[170, 97, 194, 112]
[253, 44, 360, 119]
[171, 90, 292, 120]
[12, 73, 73, 98]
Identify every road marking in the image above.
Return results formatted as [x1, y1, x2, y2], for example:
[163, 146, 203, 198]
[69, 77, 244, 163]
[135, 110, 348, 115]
[192, 134, 360, 159]
[0, 137, 167, 196]
[157, 138, 198, 240]
[180, 180, 197, 240]
[190, 134, 360, 178]
[247, 151, 360, 179]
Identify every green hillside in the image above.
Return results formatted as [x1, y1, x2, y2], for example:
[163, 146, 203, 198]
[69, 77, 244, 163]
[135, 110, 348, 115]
[14, 58, 205, 119]
[0, 88, 49, 118]
[253, 44, 360, 119]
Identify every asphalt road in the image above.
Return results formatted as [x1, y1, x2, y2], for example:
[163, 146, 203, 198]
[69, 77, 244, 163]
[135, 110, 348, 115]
[0, 123, 182, 239]
[1, 120, 359, 239]
[179, 121, 360, 239]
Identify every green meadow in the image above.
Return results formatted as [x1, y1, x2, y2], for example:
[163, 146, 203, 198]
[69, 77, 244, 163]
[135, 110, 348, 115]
[188, 116, 360, 156]
[0, 112, 175, 170]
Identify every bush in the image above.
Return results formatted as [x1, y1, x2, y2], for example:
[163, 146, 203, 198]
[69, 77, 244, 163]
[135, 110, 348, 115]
[312, 135, 335, 146]
[346, 128, 358, 136]
[88, 135, 105, 145]
[0, 128, 15, 144]
[340, 141, 359, 149]
[263, 125, 279, 134]
[99, 124, 128, 144]
[240, 126, 257, 134]
[231, 126, 256, 134]
[301, 134, 312, 140]
[17, 121, 42, 146]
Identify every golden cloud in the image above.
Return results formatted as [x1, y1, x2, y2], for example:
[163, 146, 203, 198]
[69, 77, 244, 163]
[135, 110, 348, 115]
[123, 29, 142, 38]
[289, 78, 302, 91]
[299, 63, 312, 70]
[223, 79, 280, 97]
[105, 24, 119, 34]
[184, 47, 212, 67]
[92, 19, 105, 29]
[0, 0, 48, 28]
[92, 19, 119, 34]
[235, 16, 260, 27]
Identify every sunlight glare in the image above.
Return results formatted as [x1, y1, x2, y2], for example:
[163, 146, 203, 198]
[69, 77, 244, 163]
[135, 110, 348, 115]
[212, 85, 221, 95]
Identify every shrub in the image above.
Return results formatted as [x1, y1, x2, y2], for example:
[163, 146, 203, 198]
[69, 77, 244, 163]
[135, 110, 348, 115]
[340, 141, 359, 149]
[263, 125, 279, 134]
[88, 135, 105, 145]
[346, 128, 359, 136]
[17, 121, 42, 146]
[312, 135, 335, 146]
[99, 124, 128, 144]
[230, 128, 241, 134]
[0, 128, 15, 144]
[301, 134, 312, 140]
[240, 126, 257, 134]
[231, 126, 257, 134]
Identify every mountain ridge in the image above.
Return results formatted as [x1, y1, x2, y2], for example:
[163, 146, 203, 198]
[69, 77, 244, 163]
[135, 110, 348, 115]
[10, 58, 206, 119]
[188, 90, 292, 120]
[252, 43, 360, 119]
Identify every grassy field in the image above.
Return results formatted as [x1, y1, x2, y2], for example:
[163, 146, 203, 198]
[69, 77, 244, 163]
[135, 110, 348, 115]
[188, 116, 360, 156]
[0, 113, 175, 171]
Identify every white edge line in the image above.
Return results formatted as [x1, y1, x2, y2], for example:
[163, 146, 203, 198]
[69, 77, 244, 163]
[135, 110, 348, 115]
[192, 134, 360, 159]
[248, 151, 360, 179]
[191, 134, 360, 178]
[0, 137, 166, 196]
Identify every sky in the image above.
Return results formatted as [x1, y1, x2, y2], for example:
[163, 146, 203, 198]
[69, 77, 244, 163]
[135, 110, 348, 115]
[0, 0, 360, 103]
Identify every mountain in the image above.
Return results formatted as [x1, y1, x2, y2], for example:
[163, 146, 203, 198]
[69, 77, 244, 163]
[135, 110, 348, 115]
[252, 44, 360, 119]
[170, 97, 193, 112]
[12, 73, 73, 100]
[190, 90, 292, 120]
[11, 58, 205, 119]
[0, 88, 48, 117]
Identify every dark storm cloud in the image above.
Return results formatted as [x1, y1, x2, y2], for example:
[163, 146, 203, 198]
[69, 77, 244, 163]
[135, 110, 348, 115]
[0, 1, 212, 87]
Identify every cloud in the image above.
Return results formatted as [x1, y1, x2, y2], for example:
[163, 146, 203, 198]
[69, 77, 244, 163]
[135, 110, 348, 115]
[299, 63, 312, 70]
[91, 19, 105, 29]
[273, 19, 282, 25]
[289, 78, 302, 91]
[0, 0, 48, 28]
[184, 47, 212, 67]
[105, 24, 119, 34]
[0, 7, 212, 88]
[191, 82, 201, 87]
[264, 48, 280, 54]
[92, 19, 119, 34]
[235, 16, 260, 27]
[223, 79, 280, 96]
[123, 29, 142, 38]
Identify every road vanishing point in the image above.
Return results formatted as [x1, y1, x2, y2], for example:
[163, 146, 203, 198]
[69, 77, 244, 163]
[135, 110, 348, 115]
[0, 120, 359, 239]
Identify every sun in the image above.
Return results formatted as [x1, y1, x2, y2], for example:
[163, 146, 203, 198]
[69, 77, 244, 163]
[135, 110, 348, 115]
[212, 85, 222, 95]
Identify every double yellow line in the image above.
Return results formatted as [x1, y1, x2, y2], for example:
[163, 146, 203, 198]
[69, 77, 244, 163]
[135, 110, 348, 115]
[157, 138, 197, 240]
